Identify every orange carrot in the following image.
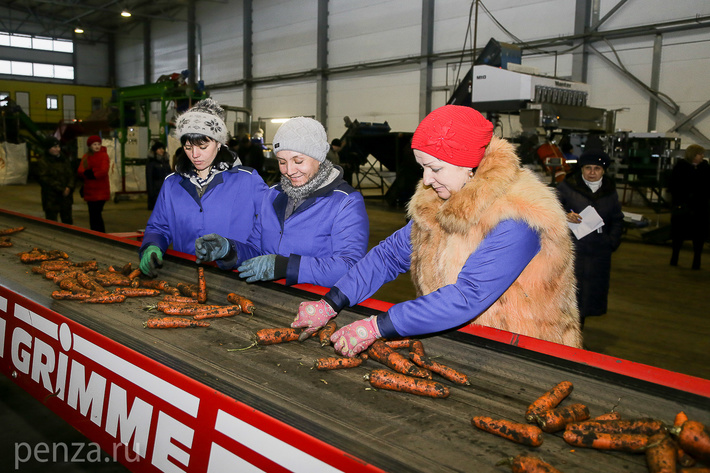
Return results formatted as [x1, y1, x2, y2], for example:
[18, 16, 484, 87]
[227, 293, 255, 314]
[126, 269, 141, 280]
[593, 411, 622, 421]
[410, 340, 426, 357]
[645, 433, 677, 473]
[565, 418, 666, 436]
[675, 412, 696, 467]
[510, 453, 562, 473]
[0, 226, 25, 235]
[536, 403, 590, 433]
[197, 267, 207, 303]
[525, 381, 574, 422]
[177, 282, 198, 298]
[144, 317, 210, 328]
[384, 339, 413, 350]
[317, 319, 337, 347]
[0, 237, 13, 247]
[81, 294, 127, 304]
[77, 273, 109, 293]
[137, 279, 171, 291]
[193, 306, 240, 320]
[58, 279, 91, 294]
[670, 421, 710, 463]
[39, 260, 72, 271]
[409, 352, 470, 385]
[679, 468, 710, 473]
[113, 287, 162, 297]
[51, 290, 92, 301]
[367, 340, 431, 379]
[254, 327, 302, 345]
[367, 369, 449, 399]
[563, 429, 650, 452]
[161, 304, 227, 316]
[314, 356, 363, 370]
[471, 416, 544, 447]
[161, 295, 200, 303]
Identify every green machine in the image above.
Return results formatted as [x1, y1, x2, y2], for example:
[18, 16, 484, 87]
[113, 81, 208, 197]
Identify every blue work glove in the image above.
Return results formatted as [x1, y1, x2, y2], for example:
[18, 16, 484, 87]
[195, 233, 230, 264]
[331, 316, 381, 357]
[139, 245, 163, 278]
[238, 254, 277, 283]
[291, 299, 338, 340]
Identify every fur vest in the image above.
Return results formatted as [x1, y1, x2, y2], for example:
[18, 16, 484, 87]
[407, 136, 582, 347]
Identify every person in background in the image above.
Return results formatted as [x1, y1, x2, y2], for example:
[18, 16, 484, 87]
[237, 133, 266, 177]
[290, 105, 581, 356]
[326, 138, 342, 166]
[36, 136, 74, 224]
[138, 99, 268, 278]
[195, 117, 369, 288]
[668, 144, 710, 270]
[145, 141, 172, 210]
[77, 135, 111, 232]
[557, 149, 624, 327]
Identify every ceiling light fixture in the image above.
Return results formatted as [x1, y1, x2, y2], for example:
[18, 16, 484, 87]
[74, 27, 84, 34]
[121, 10, 132, 17]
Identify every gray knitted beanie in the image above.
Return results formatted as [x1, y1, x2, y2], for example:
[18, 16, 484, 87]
[175, 98, 228, 144]
[272, 117, 330, 162]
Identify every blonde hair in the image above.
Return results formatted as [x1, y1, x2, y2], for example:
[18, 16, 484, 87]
[684, 144, 706, 162]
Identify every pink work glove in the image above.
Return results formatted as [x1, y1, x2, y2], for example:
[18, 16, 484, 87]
[331, 316, 381, 357]
[291, 299, 337, 339]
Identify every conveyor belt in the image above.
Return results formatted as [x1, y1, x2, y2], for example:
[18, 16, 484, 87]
[1, 211, 709, 473]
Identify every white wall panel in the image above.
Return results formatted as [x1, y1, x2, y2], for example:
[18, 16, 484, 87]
[251, 81, 318, 142]
[326, 69, 420, 136]
[252, 0, 318, 77]
[328, 0, 421, 67]
[116, 34, 145, 87]
[599, 0, 710, 29]
[74, 42, 110, 86]
[197, 1, 243, 84]
[151, 19, 190, 82]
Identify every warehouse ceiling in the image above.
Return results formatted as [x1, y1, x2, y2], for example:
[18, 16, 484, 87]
[0, 0, 193, 43]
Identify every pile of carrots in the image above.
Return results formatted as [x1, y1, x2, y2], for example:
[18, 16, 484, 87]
[0, 225, 24, 247]
[236, 324, 471, 399]
[471, 380, 710, 472]
[20, 250, 256, 330]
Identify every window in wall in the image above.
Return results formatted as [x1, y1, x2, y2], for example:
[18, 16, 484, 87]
[0, 60, 74, 80]
[91, 97, 103, 111]
[0, 31, 73, 53]
[47, 95, 59, 110]
[63, 95, 76, 120]
[0, 92, 9, 106]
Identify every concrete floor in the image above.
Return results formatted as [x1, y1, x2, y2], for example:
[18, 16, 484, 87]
[1, 181, 709, 471]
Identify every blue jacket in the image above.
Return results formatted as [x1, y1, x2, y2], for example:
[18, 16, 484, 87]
[221, 175, 369, 287]
[140, 167, 268, 256]
[325, 219, 540, 338]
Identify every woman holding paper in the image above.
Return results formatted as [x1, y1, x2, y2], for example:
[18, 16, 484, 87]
[556, 149, 624, 326]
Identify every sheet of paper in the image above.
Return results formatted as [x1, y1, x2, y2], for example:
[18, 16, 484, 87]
[568, 205, 604, 240]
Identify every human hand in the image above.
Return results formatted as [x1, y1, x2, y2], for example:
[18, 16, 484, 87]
[195, 233, 230, 264]
[567, 211, 582, 223]
[291, 299, 337, 339]
[139, 245, 163, 278]
[63, 187, 71, 197]
[238, 254, 277, 282]
[331, 316, 381, 357]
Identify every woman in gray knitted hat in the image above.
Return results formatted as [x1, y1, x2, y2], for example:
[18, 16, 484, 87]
[195, 116, 369, 288]
[138, 98, 268, 278]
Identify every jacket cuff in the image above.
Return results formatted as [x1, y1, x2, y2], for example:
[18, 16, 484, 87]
[323, 286, 350, 312]
[216, 240, 239, 269]
[374, 312, 399, 339]
[273, 255, 289, 280]
[285, 254, 301, 286]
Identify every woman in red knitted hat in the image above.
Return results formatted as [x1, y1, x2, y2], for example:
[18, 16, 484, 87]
[292, 105, 582, 355]
[77, 135, 111, 232]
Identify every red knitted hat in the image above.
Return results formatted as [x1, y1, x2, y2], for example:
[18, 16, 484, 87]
[86, 135, 102, 146]
[411, 105, 494, 168]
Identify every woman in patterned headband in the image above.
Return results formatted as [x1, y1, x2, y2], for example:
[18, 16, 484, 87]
[292, 105, 582, 355]
[138, 98, 268, 278]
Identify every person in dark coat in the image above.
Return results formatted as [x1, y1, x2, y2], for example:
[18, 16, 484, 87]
[557, 149, 624, 326]
[145, 141, 172, 210]
[77, 135, 111, 232]
[237, 133, 265, 177]
[36, 136, 75, 224]
[668, 144, 710, 270]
